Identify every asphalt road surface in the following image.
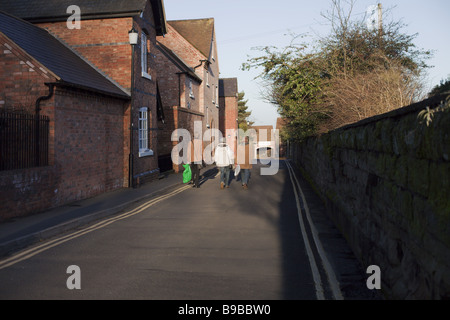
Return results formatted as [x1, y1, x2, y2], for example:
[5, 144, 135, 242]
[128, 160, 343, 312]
[0, 160, 380, 300]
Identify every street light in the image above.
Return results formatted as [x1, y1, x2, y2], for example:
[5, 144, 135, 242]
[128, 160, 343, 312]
[128, 27, 138, 45]
[129, 26, 138, 188]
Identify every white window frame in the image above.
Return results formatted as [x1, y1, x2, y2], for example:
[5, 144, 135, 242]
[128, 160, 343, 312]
[141, 32, 152, 80]
[215, 85, 219, 108]
[206, 71, 210, 87]
[211, 38, 215, 62]
[138, 107, 153, 157]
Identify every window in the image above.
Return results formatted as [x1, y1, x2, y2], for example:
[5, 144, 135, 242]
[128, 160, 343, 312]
[215, 85, 219, 108]
[213, 84, 218, 105]
[138, 107, 153, 157]
[206, 71, 209, 87]
[189, 79, 194, 99]
[141, 32, 152, 80]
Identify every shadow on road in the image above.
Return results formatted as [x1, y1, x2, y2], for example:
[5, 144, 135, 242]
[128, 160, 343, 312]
[231, 159, 381, 299]
[281, 160, 383, 300]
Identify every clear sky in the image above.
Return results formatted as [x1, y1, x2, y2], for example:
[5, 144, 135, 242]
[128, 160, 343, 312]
[163, 0, 450, 128]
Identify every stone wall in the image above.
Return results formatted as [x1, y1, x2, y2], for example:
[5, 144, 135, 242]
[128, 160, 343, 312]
[291, 93, 450, 299]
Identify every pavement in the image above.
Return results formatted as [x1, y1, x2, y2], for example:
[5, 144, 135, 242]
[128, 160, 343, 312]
[0, 165, 218, 258]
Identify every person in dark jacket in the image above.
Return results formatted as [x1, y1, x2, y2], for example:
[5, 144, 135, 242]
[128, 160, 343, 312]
[188, 134, 203, 188]
[236, 136, 253, 190]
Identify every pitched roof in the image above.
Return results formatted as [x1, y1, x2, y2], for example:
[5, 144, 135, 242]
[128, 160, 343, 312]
[156, 41, 202, 83]
[0, 11, 129, 98]
[0, 0, 145, 21]
[219, 78, 238, 97]
[168, 18, 214, 58]
[0, 0, 167, 35]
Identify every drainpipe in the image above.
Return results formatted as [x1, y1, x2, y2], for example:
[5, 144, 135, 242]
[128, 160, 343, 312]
[178, 72, 181, 108]
[129, 44, 136, 188]
[128, 25, 139, 188]
[35, 83, 55, 114]
[35, 83, 55, 166]
[194, 59, 210, 70]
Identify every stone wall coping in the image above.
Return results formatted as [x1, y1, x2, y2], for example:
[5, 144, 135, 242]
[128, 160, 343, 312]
[335, 91, 450, 132]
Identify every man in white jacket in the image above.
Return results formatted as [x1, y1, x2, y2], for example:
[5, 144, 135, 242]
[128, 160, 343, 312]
[214, 138, 234, 189]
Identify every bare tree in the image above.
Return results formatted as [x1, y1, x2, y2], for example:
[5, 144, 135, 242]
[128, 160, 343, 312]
[318, 0, 430, 130]
[243, 0, 432, 140]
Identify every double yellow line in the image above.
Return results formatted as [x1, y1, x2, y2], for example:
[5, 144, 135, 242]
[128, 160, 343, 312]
[0, 184, 191, 270]
[285, 160, 343, 300]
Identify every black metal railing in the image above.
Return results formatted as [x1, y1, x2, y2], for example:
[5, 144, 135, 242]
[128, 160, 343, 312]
[0, 111, 50, 171]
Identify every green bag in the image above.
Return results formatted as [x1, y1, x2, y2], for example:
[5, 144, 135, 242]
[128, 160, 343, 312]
[182, 164, 192, 184]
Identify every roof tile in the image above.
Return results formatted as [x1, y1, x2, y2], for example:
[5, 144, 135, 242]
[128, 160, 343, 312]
[0, 11, 129, 98]
[168, 18, 214, 58]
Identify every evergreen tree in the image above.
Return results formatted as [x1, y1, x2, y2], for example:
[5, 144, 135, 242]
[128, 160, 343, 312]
[429, 76, 450, 96]
[237, 91, 254, 131]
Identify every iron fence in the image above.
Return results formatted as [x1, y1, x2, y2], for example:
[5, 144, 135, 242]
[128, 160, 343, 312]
[0, 111, 50, 171]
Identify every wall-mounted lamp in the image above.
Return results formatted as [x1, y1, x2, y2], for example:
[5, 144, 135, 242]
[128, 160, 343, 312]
[129, 27, 139, 45]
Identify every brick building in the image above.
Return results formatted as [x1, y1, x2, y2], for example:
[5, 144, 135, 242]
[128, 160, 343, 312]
[219, 78, 239, 155]
[252, 125, 276, 159]
[157, 18, 220, 168]
[0, 0, 167, 220]
[154, 41, 203, 172]
[1, 0, 168, 188]
[0, 11, 130, 220]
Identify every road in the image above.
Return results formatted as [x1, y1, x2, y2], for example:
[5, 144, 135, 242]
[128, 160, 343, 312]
[0, 160, 379, 300]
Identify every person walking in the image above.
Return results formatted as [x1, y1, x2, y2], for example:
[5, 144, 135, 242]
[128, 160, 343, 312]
[188, 133, 203, 188]
[236, 136, 253, 190]
[214, 138, 234, 189]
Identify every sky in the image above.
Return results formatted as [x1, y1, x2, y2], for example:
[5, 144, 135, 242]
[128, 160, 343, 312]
[163, 0, 450, 128]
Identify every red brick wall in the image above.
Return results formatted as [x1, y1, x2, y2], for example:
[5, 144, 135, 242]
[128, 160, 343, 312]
[130, 2, 160, 184]
[0, 166, 58, 221]
[155, 42, 203, 172]
[38, 18, 133, 90]
[171, 107, 204, 172]
[52, 87, 126, 203]
[157, 23, 220, 136]
[154, 43, 180, 162]
[219, 95, 238, 154]
[0, 37, 58, 221]
[157, 24, 207, 73]
[0, 86, 127, 221]
[37, 2, 161, 186]
[0, 36, 128, 220]
[0, 35, 55, 113]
